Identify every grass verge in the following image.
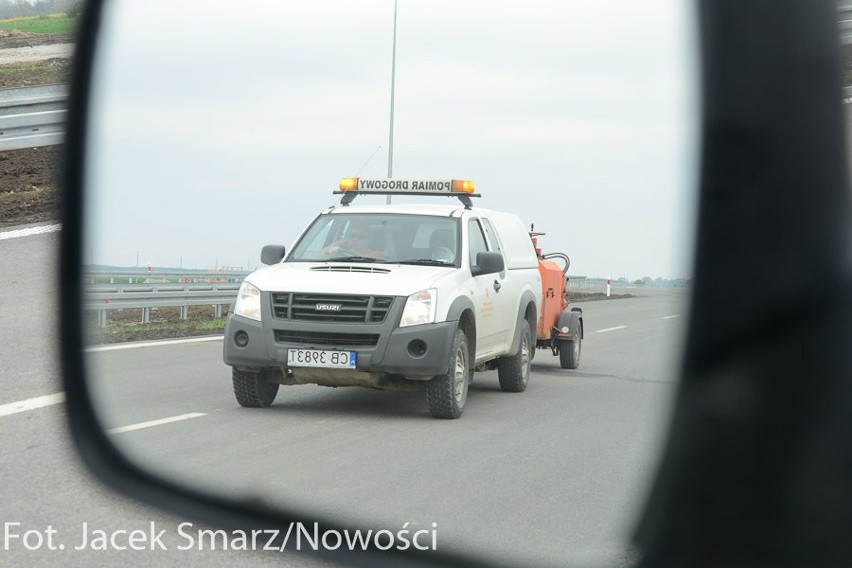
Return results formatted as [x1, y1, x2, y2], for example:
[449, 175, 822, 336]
[0, 58, 71, 87]
[569, 291, 634, 302]
[0, 14, 78, 36]
[85, 306, 231, 345]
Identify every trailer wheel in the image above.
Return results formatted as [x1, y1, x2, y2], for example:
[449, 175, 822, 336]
[559, 335, 581, 369]
[497, 320, 531, 392]
[232, 368, 279, 407]
[426, 329, 470, 419]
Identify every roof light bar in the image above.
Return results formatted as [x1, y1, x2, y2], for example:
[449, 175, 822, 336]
[335, 177, 481, 208]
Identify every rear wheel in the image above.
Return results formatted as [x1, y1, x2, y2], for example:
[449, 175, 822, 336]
[497, 320, 532, 392]
[559, 333, 581, 369]
[426, 329, 469, 419]
[232, 368, 280, 407]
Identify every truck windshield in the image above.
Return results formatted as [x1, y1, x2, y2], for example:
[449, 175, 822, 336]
[288, 214, 460, 266]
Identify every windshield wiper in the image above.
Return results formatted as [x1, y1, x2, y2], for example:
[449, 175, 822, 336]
[396, 258, 454, 266]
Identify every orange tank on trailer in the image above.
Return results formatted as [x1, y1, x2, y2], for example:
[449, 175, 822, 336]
[537, 258, 568, 340]
[529, 227, 583, 369]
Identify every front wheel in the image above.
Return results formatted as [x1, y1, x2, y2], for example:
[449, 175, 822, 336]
[559, 334, 581, 369]
[426, 329, 470, 419]
[497, 320, 532, 392]
[232, 368, 280, 407]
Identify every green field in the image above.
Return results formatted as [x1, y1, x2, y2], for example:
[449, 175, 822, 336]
[0, 13, 77, 35]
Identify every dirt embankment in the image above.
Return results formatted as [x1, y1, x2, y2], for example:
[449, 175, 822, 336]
[0, 146, 61, 227]
[0, 33, 74, 49]
[0, 34, 72, 228]
[86, 306, 232, 345]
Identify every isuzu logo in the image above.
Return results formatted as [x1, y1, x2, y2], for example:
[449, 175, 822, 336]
[315, 303, 342, 312]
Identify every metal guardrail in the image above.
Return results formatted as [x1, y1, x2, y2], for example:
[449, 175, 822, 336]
[82, 269, 683, 329]
[84, 270, 249, 327]
[567, 278, 638, 292]
[85, 270, 248, 284]
[0, 84, 67, 151]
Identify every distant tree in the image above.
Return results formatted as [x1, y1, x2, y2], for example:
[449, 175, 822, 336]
[0, 0, 80, 19]
[64, 1, 81, 18]
[9, 0, 33, 17]
[0, 0, 38, 19]
[32, 0, 56, 15]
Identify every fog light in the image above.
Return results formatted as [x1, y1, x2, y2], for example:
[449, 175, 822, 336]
[407, 339, 427, 358]
[234, 331, 249, 348]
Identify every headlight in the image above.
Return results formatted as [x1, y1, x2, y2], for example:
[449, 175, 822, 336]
[400, 288, 436, 327]
[234, 281, 262, 321]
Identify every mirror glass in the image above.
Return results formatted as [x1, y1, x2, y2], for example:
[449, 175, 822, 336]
[83, 0, 697, 564]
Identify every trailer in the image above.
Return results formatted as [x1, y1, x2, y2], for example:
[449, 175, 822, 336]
[530, 228, 582, 369]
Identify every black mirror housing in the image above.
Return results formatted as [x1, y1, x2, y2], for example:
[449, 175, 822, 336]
[260, 245, 286, 265]
[58, 1, 852, 567]
[471, 251, 504, 276]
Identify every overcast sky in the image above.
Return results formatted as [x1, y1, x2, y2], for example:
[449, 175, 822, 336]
[85, 0, 699, 279]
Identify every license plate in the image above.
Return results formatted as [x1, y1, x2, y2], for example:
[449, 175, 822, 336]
[287, 348, 356, 369]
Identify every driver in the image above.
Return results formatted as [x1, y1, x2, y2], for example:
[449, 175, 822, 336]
[322, 221, 385, 258]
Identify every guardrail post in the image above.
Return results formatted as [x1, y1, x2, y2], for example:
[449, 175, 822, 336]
[98, 310, 106, 328]
[180, 306, 188, 320]
[214, 305, 222, 318]
[142, 307, 150, 324]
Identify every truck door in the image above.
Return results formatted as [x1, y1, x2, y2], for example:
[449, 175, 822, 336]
[479, 217, 515, 351]
[468, 218, 509, 359]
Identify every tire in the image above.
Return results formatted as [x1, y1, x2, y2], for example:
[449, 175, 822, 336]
[559, 334, 581, 370]
[497, 320, 532, 392]
[232, 368, 279, 407]
[426, 329, 470, 419]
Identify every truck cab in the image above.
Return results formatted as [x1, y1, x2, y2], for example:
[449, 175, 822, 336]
[223, 178, 542, 418]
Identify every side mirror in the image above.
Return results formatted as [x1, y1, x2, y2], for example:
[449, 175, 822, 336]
[56, 1, 852, 567]
[471, 251, 504, 276]
[260, 245, 286, 265]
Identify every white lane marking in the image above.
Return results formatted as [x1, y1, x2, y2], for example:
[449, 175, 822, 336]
[87, 336, 224, 353]
[595, 325, 628, 333]
[0, 393, 65, 417]
[662, 314, 680, 320]
[0, 223, 61, 241]
[108, 412, 207, 435]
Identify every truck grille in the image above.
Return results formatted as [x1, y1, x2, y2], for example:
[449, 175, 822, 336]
[270, 293, 394, 323]
[274, 330, 379, 347]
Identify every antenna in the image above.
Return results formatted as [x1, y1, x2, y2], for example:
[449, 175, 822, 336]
[356, 145, 382, 175]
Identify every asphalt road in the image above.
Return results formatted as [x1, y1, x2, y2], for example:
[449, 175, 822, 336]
[1, 223, 687, 567]
[0, 225, 331, 568]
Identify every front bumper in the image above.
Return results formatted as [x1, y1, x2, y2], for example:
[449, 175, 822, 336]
[223, 304, 456, 384]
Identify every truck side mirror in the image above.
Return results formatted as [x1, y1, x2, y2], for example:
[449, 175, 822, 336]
[260, 245, 286, 265]
[471, 251, 504, 276]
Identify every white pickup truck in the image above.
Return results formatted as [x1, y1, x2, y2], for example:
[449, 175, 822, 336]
[223, 178, 542, 418]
